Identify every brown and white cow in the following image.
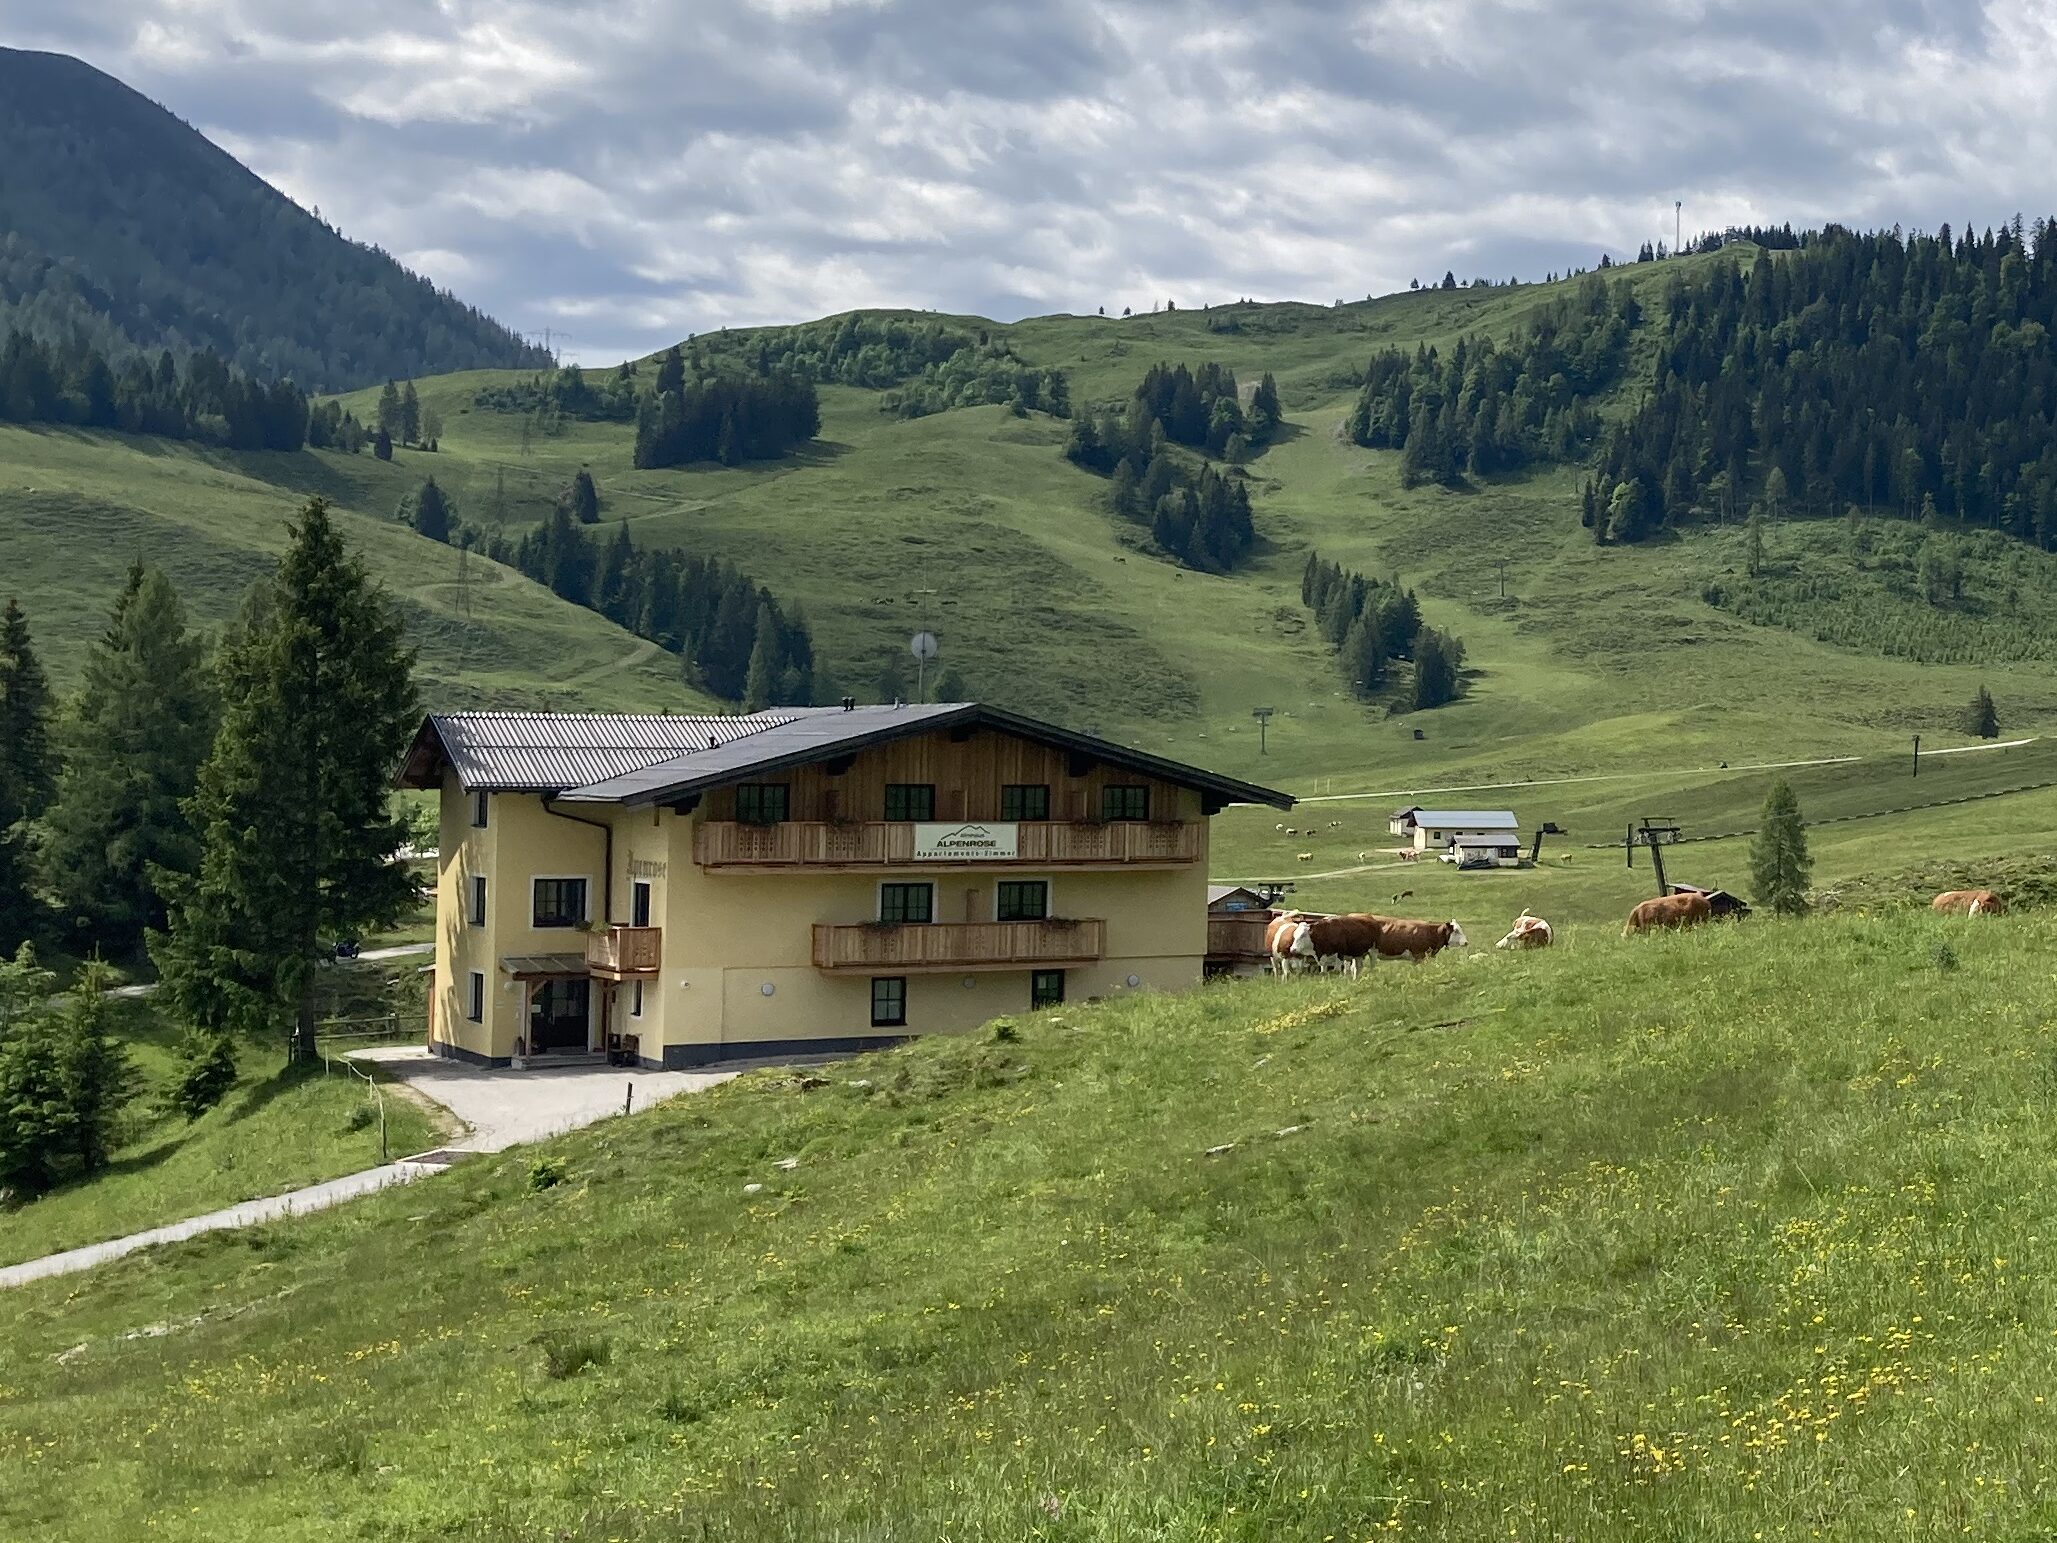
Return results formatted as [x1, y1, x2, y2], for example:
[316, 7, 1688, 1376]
[1496, 912, 1553, 950]
[1265, 912, 1313, 976]
[1365, 915, 1470, 962]
[1622, 891, 1712, 937]
[1933, 889, 2006, 916]
[1289, 913, 1468, 975]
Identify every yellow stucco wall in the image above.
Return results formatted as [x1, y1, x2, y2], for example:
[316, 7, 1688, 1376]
[429, 758, 1215, 1065]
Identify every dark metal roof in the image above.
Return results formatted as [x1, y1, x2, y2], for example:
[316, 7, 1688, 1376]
[396, 712, 791, 793]
[556, 702, 1295, 811]
[399, 704, 1294, 810]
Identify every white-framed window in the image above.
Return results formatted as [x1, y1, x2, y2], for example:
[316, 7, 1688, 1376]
[471, 789, 489, 829]
[532, 877, 589, 928]
[466, 970, 485, 1023]
[468, 874, 487, 926]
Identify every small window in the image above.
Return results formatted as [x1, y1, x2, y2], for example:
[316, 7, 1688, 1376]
[1101, 785, 1150, 821]
[884, 783, 935, 822]
[871, 976, 908, 1028]
[468, 875, 487, 926]
[1031, 970, 1066, 1009]
[735, 783, 789, 825]
[996, 880, 1049, 921]
[532, 877, 588, 928]
[466, 971, 485, 1023]
[630, 980, 644, 1018]
[1000, 784, 1050, 821]
[879, 882, 934, 924]
[631, 880, 652, 928]
[471, 790, 489, 829]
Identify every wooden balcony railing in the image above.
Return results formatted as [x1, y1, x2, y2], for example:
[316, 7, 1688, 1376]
[811, 918, 1107, 973]
[1207, 914, 1274, 963]
[585, 925, 662, 978]
[697, 820, 1202, 869]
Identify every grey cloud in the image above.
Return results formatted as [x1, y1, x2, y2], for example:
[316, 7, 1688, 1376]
[11, 0, 2055, 361]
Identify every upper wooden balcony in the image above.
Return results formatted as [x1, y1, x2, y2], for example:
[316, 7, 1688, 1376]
[695, 820, 1202, 870]
[585, 925, 662, 979]
[811, 918, 1107, 973]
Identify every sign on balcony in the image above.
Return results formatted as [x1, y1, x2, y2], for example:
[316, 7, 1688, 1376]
[912, 821, 1019, 861]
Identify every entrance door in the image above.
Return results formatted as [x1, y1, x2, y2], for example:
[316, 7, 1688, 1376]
[631, 880, 652, 928]
[529, 978, 592, 1053]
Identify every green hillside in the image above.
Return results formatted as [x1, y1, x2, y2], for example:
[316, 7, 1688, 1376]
[0, 48, 550, 390]
[5, 910, 2053, 1539]
[9, 248, 2057, 780]
[0, 425, 716, 712]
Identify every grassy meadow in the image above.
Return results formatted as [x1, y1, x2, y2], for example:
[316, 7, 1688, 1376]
[0, 994, 447, 1268]
[4, 910, 2055, 1539]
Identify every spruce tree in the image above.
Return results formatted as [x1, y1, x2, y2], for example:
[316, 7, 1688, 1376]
[566, 468, 600, 524]
[42, 566, 217, 957]
[376, 380, 400, 437]
[1967, 684, 2000, 739]
[934, 666, 968, 703]
[0, 598, 54, 952]
[411, 477, 452, 542]
[153, 498, 421, 1062]
[742, 602, 780, 711]
[1749, 778, 1812, 917]
[55, 963, 130, 1174]
[1339, 615, 1384, 700]
[399, 381, 421, 445]
[374, 426, 393, 462]
[1411, 628, 1459, 709]
[0, 947, 72, 1193]
[0, 597, 54, 820]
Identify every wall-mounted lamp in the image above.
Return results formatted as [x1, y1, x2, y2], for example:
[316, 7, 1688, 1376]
[1125, 974, 1141, 988]
[760, 982, 776, 997]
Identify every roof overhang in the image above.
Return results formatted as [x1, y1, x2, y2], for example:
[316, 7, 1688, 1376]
[565, 703, 1295, 811]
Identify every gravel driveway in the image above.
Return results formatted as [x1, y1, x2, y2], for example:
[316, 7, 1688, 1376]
[350, 1046, 739, 1151]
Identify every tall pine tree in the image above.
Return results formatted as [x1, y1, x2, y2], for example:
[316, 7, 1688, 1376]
[42, 566, 218, 958]
[154, 498, 421, 1061]
[743, 601, 781, 711]
[0, 598, 54, 952]
[1749, 779, 1813, 917]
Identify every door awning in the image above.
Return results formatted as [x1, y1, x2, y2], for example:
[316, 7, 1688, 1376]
[501, 953, 589, 979]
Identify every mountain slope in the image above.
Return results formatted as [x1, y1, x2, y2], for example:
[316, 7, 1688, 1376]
[0, 48, 550, 391]
[4, 912, 2054, 1539]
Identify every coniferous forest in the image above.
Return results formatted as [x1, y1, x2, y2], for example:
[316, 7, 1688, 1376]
[1301, 552, 1466, 710]
[1064, 362, 1276, 571]
[0, 328, 347, 452]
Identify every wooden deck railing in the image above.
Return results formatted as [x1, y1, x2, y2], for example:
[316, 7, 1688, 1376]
[1207, 914, 1274, 962]
[696, 821, 1201, 868]
[811, 918, 1108, 972]
[585, 925, 662, 977]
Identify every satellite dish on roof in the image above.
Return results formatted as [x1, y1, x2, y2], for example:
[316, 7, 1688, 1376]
[910, 632, 939, 661]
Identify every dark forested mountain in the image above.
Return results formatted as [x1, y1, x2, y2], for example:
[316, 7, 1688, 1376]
[0, 48, 549, 391]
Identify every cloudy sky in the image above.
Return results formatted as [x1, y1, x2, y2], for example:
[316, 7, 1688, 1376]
[9, 1, 2055, 362]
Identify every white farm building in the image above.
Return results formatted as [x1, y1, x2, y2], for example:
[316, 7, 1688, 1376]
[1388, 807, 1523, 854]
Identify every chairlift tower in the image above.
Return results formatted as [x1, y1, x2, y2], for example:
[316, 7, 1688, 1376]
[1625, 816, 1683, 897]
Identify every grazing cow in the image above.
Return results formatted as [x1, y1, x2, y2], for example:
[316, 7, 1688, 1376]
[1287, 913, 1383, 977]
[1365, 915, 1470, 962]
[1496, 912, 1553, 950]
[1265, 912, 1312, 976]
[1933, 889, 2006, 916]
[1622, 891, 1713, 937]
[1297, 851, 1315, 862]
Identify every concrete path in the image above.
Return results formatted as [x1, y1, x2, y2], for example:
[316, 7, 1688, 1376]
[0, 1156, 455, 1290]
[101, 942, 432, 1003]
[350, 1046, 738, 1151]
[0, 1044, 739, 1291]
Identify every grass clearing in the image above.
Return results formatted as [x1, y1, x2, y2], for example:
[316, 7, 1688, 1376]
[0, 998, 447, 1269]
[2, 911, 2052, 1538]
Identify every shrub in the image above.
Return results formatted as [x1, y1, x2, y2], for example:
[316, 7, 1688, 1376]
[535, 1330, 610, 1380]
[527, 1156, 567, 1191]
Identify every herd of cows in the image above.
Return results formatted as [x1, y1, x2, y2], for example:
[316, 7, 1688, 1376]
[1261, 885, 2008, 978]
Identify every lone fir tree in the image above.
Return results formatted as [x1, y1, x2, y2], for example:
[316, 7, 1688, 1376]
[1749, 778, 1813, 917]
[1967, 683, 1999, 739]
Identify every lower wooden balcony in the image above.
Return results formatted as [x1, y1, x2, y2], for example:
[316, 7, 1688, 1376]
[811, 918, 1107, 973]
[585, 925, 662, 979]
[696, 820, 1201, 870]
[1207, 913, 1274, 963]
